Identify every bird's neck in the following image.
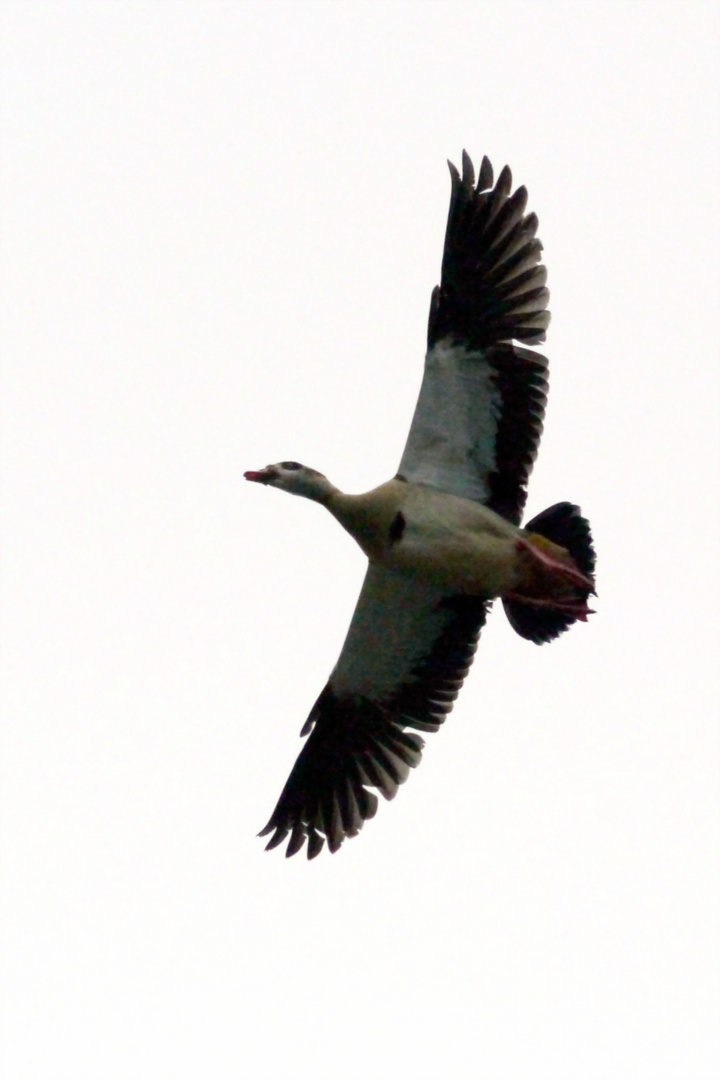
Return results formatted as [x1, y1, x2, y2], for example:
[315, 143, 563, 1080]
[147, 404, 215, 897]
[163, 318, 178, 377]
[325, 481, 405, 558]
[292, 475, 339, 503]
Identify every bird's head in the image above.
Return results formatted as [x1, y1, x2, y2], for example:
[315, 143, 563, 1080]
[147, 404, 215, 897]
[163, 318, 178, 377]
[244, 461, 337, 502]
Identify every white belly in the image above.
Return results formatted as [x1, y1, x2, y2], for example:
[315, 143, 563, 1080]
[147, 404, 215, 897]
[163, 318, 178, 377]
[380, 485, 521, 597]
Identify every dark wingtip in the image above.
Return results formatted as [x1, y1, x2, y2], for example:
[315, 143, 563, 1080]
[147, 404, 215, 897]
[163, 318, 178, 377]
[262, 826, 289, 851]
[512, 184, 529, 216]
[461, 149, 475, 190]
[497, 164, 513, 193]
[477, 154, 493, 191]
[307, 830, 325, 859]
[447, 158, 461, 184]
[288, 818, 310, 856]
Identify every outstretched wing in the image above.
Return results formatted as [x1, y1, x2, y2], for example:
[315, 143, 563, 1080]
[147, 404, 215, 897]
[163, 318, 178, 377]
[398, 151, 550, 524]
[259, 564, 489, 858]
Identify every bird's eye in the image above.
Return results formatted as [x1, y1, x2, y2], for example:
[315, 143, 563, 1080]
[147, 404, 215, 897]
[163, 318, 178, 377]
[281, 461, 302, 470]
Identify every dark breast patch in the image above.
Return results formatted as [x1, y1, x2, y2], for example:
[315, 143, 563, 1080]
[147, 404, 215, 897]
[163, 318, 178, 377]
[388, 511, 406, 543]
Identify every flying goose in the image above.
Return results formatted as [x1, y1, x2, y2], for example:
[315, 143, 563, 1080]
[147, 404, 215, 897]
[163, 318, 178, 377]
[246, 151, 596, 859]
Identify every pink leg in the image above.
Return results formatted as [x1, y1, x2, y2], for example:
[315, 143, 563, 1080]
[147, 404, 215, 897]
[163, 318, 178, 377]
[515, 536, 596, 593]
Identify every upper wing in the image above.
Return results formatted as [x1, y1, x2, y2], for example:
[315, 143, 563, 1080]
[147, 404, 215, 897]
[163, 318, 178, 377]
[398, 151, 550, 524]
[259, 564, 489, 858]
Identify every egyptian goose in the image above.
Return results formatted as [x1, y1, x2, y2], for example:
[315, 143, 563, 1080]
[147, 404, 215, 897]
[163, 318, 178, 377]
[246, 151, 596, 859]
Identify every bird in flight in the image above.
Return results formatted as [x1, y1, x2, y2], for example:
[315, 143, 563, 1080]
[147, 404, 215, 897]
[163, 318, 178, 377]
[246, 151, 596, 859]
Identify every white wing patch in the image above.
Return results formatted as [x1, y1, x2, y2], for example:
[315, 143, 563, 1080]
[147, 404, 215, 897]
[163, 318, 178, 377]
[330, 564, 451, 700]
[398, 340, 502, 502]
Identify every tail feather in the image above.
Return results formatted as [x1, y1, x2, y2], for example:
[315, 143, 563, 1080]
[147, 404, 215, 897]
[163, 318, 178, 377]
[504, 502, 596, 644]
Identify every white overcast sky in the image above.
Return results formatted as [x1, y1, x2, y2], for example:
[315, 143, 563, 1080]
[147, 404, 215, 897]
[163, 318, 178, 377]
[1, 3, 719, 1078]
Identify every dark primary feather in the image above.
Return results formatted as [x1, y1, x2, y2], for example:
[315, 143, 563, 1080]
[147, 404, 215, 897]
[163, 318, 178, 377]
[429, 152, 550, 351]
[258, 596, 489, 859]
[427, 151, 551, 524]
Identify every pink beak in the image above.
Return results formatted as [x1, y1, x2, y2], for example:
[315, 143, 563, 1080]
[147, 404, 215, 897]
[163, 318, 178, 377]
[244, 466, 278, 484]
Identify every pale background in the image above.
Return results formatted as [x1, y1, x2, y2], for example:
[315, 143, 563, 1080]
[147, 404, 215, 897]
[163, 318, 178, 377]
[1, 3, 718, 1078]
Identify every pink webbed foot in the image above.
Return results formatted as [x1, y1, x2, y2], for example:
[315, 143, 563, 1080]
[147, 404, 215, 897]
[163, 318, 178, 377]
[503, 591, 595, 622]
